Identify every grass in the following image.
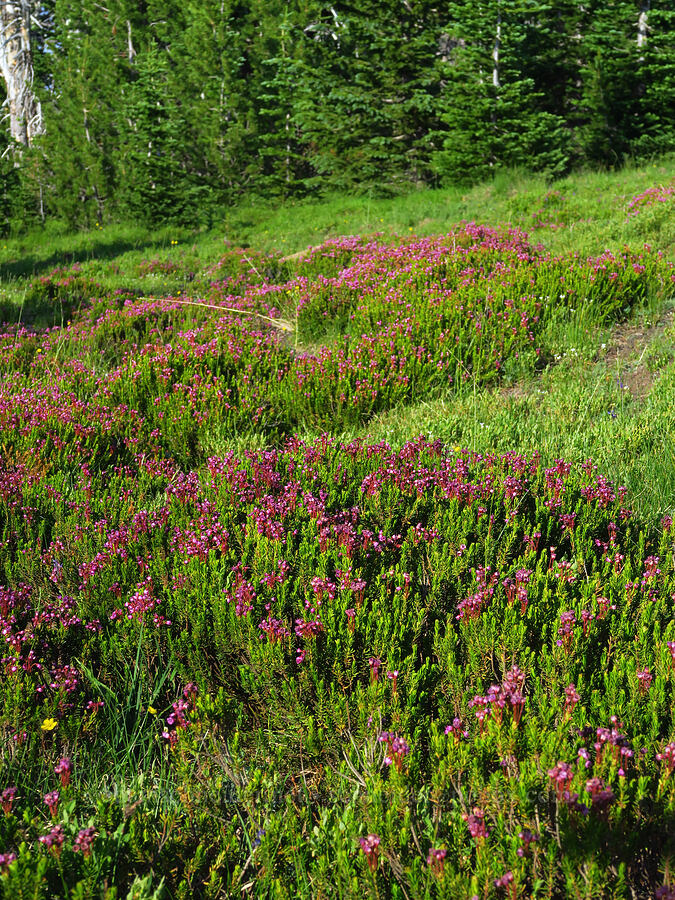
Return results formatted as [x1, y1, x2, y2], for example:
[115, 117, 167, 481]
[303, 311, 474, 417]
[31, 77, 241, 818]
[346, 306, 675, 521]
[1, 156, 673, 289]
[0, 156, 675, 899]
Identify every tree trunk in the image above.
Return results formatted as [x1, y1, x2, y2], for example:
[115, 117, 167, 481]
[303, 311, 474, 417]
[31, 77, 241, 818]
[0, 0, 43, 145]
[127, 20, 136, 64]
[492, 9, 501, 88]
[637, 1, 649, 50]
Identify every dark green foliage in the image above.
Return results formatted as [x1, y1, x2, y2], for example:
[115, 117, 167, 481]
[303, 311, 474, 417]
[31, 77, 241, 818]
[118, 44, 190, 225]
[633, 7, 675, 158]
[1, 1, 675, 228]
[432, 1, 572, 182]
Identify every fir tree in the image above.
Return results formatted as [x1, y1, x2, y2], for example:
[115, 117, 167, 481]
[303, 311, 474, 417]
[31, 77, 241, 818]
[118, 42, 189, 225]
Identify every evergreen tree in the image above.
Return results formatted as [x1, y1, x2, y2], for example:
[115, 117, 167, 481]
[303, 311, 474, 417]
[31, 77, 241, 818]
[38, 0, 127, 226]
[1, 0, 674, 226]
[576, 0, 640, 165]
[257, 7, 314, 196]
[433, 0, 570, 184]
[118, 41, 189, 225]
[292, 0, 443, 192]
[633, 4, 675, 157]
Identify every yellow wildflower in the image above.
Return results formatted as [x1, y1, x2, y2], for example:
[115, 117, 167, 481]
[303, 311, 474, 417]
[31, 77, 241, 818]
[148, 706, 157, 716]
[41, 718, 58, 732]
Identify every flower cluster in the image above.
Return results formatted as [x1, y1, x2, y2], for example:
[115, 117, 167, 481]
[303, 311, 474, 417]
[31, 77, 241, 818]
[359, 833, 380, 872]
[378, 731, 410, 772]
[161, 684, 198, 748]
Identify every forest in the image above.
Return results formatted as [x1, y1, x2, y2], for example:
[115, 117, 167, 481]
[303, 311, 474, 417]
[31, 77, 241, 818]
[0, 1, 674, 231]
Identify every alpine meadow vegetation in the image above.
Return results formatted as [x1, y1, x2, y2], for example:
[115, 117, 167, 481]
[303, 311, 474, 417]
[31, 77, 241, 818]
[0, 160, 674, 898]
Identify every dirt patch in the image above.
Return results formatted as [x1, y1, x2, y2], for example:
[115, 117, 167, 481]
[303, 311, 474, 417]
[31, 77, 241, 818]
[603, 307, 674, 400]
[500, 384, 530, 401]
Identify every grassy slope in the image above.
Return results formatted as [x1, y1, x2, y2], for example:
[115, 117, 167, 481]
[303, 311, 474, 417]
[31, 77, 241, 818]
[1, 159, 674, 522]
[2, 157, 674, 280]
[1, 158, 675, 899]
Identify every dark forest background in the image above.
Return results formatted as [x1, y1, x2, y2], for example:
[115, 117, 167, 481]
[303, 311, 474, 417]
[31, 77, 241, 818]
[2, 1, 674, 231]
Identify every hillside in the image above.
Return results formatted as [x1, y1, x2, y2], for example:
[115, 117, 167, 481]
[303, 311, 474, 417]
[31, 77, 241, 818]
[0, 161, 674, 899]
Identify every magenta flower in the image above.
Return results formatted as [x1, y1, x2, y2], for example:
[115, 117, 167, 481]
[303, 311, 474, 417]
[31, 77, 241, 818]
[359, 833, 380, 872]
[368, 656, 382, 683]
[564, 684, 580, 717]
[637, 668, 652, 695]
[0, 852, 17, 873]
[462, 807, 489, 841]
[39, 824, 65, 856]
[656, 743, 675, 776]
[556, 610, 576, 650]
[1, 787, 17, 816]
[43, 790, 59, 818]
[585, 777, 615, 816]
[426, 846, 446, 876]
[379, 731, 410, 772]
[548, 761, 574, 799]
[445, 717, 468, 742]
[54, 757, 72, 787]
[494, 870, 514, 889]
[517, 828, 539, 857]
[73, 827, 97, 857]
[183, 682, 198, 702]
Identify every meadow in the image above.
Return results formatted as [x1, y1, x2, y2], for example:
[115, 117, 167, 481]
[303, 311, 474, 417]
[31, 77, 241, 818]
[0, 159, 674, 899]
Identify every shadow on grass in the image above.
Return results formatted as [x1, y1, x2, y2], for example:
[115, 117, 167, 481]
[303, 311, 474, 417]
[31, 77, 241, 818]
[0, 235, 166, 282]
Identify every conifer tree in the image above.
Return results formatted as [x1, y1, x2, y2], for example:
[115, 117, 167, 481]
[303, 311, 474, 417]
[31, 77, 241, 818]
[633, 4, 675, 157]
[39, 0, 127, 225]
[433, 0, 569, 183]
[292, 0, 443, 192]
[576, 0, 638, 164]
[118, 41, 189, 224]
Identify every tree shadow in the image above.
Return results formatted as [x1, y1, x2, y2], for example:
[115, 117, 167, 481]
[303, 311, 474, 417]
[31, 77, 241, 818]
[0, 235, 168, 282]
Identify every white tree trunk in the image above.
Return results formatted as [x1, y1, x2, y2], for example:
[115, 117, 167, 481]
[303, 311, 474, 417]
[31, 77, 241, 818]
[0, 0, 43, 145]
[127, 20, 136, 64]
[492, 10, 501, 89]
[637, 1, 650, 50]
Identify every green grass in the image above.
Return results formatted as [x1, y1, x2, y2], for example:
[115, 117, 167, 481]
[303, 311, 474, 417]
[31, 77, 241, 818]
[1, 156, 675, 899]
[1, 155, 673, 292]
[2, 157, 674, 523]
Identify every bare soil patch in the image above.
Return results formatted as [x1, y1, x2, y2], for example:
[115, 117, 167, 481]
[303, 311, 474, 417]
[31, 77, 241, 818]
[603, 307, 674, 400]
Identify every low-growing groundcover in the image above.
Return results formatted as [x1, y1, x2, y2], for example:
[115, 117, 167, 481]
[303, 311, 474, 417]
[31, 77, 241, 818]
[1, 192, 675, 898]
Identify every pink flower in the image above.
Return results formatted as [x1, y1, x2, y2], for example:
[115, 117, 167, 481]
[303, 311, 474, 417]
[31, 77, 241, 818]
[564, 684, 580, 716]
[445, 718, 468, 742]
[494, 870, 514, 889]
[426, 847, 446, 876]
[54, 757, 72, 787]
[368, 656, 382, 682]
[73, 827, 96, 857]
[359, 833, 380, 872]
[462, 807, 489, 841]
[39, 824, 65, 856]
[0, 851, 17, 873]
[656, 743, 675, 776]
[637, 668, 652, 695]
[44, 790, 59, 818]
[1, 786, 17, 816]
